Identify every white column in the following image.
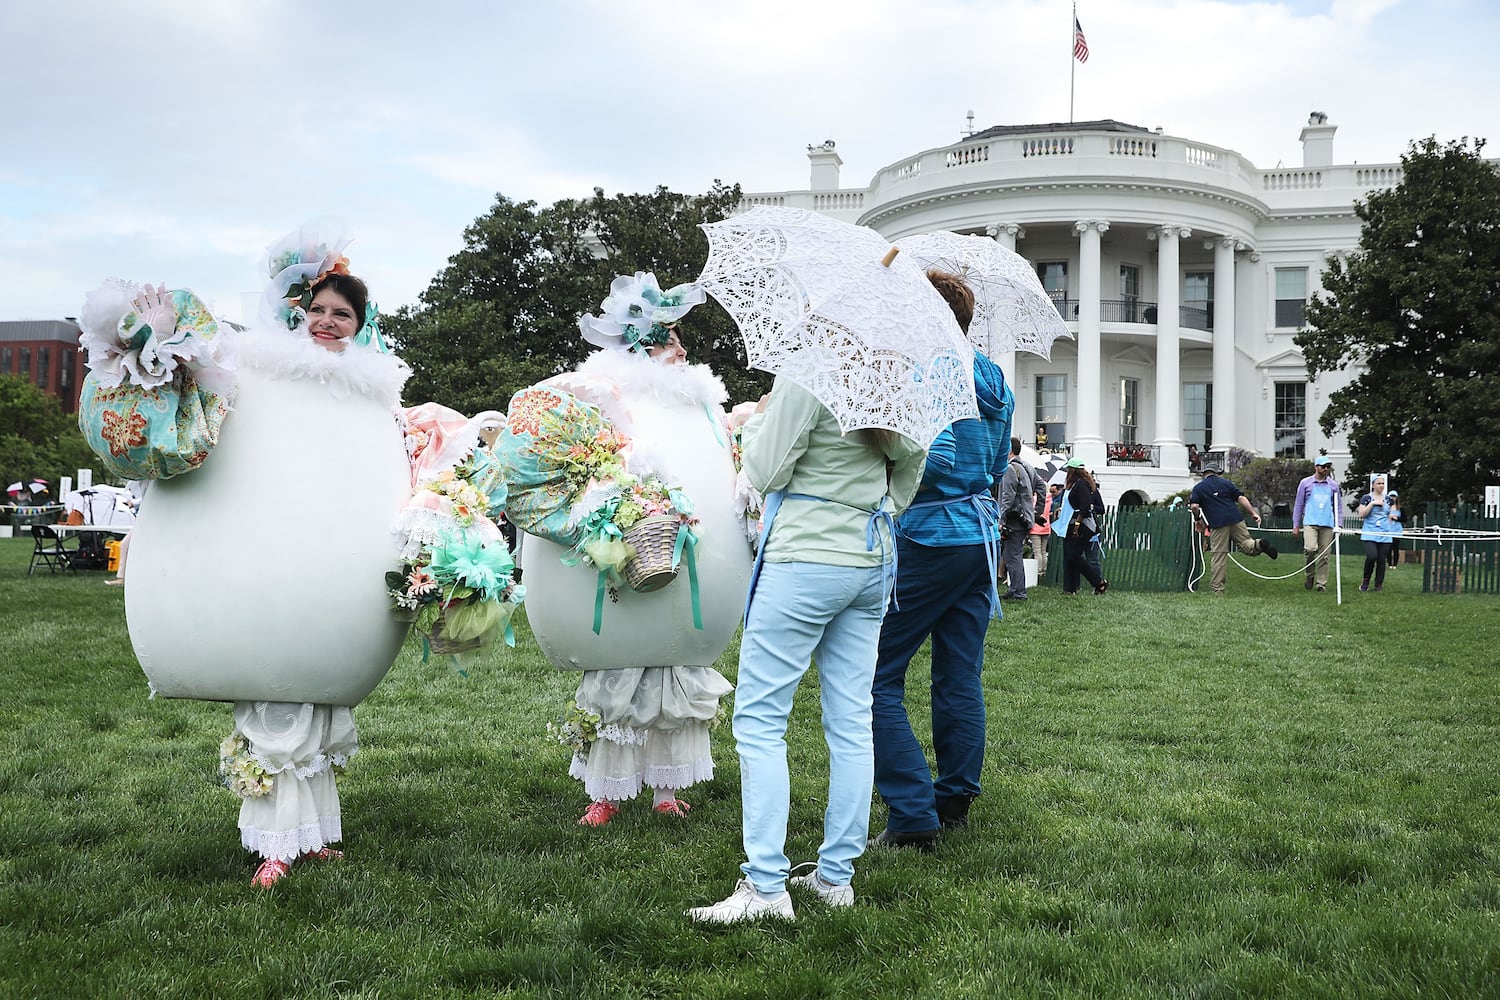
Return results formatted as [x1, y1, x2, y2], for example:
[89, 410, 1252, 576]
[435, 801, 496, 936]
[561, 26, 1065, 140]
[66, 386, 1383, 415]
[1151, 225, 1189, 470]
[1073, 220, 1108, 468]
[986, 223, 1025, 425]
[1212, 237, 1239, 451]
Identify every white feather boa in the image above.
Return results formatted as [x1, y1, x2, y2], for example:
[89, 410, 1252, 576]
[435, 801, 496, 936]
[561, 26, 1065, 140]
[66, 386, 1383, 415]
[232, 327, 410, 409]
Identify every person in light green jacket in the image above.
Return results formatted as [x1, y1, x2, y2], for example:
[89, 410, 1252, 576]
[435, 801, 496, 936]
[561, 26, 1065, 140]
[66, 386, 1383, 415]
[689, 377, 927, 923]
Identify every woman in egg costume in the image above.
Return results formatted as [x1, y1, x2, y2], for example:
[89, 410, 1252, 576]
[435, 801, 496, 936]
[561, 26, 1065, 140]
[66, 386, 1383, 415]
[500, 273, 752, 827]
[80, 224, 414, 887]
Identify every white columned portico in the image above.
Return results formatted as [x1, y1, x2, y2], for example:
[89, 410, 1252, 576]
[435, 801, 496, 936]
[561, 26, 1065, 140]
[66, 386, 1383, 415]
[1073, 220, 1108, 468]
[1150, 225, 1189, 470]
[986, 223, 1025, 404]
[1212, 237, 1239, 450]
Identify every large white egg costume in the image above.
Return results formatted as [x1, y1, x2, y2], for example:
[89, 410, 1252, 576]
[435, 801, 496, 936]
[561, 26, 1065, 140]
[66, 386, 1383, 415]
[77, 226, 415, 866]
[125, 328, 412, 705]
[501, 275, 753, 805]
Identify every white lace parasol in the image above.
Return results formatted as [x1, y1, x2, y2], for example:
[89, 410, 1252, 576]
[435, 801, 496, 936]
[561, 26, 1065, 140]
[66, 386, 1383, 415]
[697, 207, 976, 448]
[900, 231, 1072, 360]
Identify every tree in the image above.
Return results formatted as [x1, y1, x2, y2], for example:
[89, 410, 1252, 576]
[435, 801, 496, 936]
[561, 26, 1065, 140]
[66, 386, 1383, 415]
[1298, 136, 1500, 503]
[0, 374, 98, 493]
[386, 182, 771, 414]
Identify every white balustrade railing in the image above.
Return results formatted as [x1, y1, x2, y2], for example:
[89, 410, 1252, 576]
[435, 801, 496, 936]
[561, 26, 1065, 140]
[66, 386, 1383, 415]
[1263, 170, 1323, 191]
[1022, 136, 1074, 157]
[945, 144, 990, 168]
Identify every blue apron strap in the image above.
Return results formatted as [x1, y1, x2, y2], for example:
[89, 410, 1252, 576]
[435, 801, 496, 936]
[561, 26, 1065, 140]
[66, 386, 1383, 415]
[743, 489, 785, 624]
[865, 496, 900, 611]
[899, 492, 1001, 617]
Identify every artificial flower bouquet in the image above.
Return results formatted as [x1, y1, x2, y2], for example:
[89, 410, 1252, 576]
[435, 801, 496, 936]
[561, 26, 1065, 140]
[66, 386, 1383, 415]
[545, 700, 603, 767]
[390, 444, 524, 658]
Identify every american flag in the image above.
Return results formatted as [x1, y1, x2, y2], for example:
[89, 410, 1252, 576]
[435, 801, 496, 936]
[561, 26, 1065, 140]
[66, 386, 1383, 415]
[1074, 16, 1089, 63]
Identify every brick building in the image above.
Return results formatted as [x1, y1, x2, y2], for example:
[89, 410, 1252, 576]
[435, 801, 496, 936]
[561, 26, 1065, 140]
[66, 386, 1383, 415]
[0, 319, 86, 413]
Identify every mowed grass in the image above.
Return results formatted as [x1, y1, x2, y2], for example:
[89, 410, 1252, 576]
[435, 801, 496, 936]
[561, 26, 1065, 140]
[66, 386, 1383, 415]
[1, 536, 1497, 999]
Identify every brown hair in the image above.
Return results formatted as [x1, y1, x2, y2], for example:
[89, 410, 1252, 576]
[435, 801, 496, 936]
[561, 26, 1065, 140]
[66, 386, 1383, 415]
[926, 268, 974, 333]
[1065, 465, 1097, 493]
[313, 273, 370, 332]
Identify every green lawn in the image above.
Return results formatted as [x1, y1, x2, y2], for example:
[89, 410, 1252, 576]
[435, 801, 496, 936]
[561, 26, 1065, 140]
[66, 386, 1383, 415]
[2, 536, 1497, 998]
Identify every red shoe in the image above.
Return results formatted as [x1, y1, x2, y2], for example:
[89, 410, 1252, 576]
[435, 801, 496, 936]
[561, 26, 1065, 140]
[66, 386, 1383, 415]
[653, 799, 691, 817]
[251, 858, 292, 887]
[579, 800, 620, 826]
[299, 847, 344, 862]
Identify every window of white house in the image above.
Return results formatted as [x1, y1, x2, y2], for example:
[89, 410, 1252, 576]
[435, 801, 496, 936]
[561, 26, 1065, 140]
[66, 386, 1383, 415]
[1119, 377, 1139, 446]
[1037, 262, 1069, 319]
[1035, 374, 1067, 448]
[1275, 267, 1308, 328]
[1274, 381, 1306, 458]
[1184, 271, 1213, 331]
[1183, 382, 1212, 449]
[1118, 264, 1142, 322]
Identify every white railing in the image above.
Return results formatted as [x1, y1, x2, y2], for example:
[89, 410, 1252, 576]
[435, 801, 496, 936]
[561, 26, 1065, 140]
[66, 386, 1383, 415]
[812, 191, 864, 211]
[945, 144, 990, 168]
[1022, 136, 1075, 157]
[1184, 143, 1220, 167]
[1109, 137, 1157, 158]
[1354, 166, 1403, 188]
[1262, 170, 1323, 191]
[740, 194, 789, 208]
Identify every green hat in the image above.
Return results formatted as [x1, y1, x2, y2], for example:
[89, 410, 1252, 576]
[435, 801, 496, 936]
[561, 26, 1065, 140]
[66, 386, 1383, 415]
[1064, 457, 1086, 469]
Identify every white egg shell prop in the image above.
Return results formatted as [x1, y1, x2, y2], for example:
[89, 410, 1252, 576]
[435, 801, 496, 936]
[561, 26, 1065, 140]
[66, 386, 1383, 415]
[521, 384, 751, 670]
[125, 361, 411, 705]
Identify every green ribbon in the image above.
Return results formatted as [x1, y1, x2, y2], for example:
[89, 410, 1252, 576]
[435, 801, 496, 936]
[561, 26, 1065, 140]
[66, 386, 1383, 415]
[591, 569, 609, 635]
[703, 403, 727, 447]
[673, 523, 703, 631]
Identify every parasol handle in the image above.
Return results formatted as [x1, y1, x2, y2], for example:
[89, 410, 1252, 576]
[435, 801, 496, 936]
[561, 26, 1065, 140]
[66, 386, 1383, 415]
[881, 246, 900, 267]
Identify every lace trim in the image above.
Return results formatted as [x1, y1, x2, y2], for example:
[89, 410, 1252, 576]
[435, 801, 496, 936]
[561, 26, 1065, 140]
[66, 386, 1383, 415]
[568, 755, 715, 801]
[394, 505, 457, 561]
[247, 745, 358, 781]
[597, 723, 649, 747]
[240, 815, 342, 862]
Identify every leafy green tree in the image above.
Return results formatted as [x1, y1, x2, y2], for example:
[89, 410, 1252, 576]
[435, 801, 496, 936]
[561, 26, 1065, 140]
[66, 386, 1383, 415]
[1233, 457, 1315, 518]
[0, 374, 97, 494]
[386, 182, 770, 414]
[1298, 136, 1500, 503]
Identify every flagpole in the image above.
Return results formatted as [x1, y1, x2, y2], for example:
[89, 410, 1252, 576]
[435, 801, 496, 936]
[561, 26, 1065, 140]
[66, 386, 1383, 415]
[1069, 1, 1076, 123]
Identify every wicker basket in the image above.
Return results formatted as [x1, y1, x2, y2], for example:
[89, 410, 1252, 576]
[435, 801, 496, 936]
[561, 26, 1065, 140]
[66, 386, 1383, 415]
[621, 514, 683, 593]
[427, 612, 482, 655]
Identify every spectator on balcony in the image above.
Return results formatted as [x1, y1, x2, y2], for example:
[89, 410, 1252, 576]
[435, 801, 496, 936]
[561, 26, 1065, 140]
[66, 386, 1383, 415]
[1187, 443, 1202, 474]
[1189, 463, 1279, 595]
[1291, 455, 1341, 592]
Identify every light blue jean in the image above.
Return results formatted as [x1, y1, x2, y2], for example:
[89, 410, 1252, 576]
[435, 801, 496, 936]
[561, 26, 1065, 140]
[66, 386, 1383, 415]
[734, 560, 890, 894]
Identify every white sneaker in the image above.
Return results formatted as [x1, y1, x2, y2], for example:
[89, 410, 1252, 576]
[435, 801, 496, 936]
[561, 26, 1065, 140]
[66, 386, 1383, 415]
[788, 863, 854, 908]
[687, 878, 795, 924]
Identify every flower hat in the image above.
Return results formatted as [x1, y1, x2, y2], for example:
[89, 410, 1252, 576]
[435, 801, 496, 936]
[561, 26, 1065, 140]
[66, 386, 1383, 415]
[578, 271, 705, 352]
[260, 219, 390, 353]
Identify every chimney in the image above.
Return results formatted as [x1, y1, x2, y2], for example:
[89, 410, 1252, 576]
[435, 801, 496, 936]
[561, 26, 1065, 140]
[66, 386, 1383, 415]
[807, 140, 842, 192]
[1299, 111, 1336, 168]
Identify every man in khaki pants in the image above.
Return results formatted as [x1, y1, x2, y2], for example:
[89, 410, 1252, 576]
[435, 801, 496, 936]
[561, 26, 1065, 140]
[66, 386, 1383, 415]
[1189, 463, 1279, 594]
[1291, 455, 1341, 592]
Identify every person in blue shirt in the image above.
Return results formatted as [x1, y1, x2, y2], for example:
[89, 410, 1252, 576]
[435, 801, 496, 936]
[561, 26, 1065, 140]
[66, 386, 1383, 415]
[1386, 490, 1404, 568]
[868, 270, 1013, 848]
[1188, 463, 1278, 594]
[1291, 454, 1342, 592]
[1356, 474, 1398, 592]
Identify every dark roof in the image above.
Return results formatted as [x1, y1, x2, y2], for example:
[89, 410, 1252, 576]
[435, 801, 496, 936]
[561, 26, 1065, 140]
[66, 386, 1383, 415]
[967, 119, 1156, 142]
[0, 320, 82, 344]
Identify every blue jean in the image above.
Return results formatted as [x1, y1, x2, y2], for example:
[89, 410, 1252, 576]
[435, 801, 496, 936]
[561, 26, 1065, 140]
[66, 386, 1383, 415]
[872, 539, 991, 833]
[734, 560, 890, 893]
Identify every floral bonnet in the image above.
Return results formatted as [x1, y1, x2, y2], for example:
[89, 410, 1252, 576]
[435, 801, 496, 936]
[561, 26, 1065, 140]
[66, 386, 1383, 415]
[578, 271, 705, 353]
[260, 220, 390, 353]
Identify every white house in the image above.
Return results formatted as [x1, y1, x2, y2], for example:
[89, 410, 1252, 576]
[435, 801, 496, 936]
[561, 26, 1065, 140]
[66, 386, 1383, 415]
[739, 114, 1393, 504]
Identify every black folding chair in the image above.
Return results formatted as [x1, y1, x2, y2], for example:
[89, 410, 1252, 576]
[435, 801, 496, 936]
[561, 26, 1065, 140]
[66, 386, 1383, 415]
[28, 525, 78, 576]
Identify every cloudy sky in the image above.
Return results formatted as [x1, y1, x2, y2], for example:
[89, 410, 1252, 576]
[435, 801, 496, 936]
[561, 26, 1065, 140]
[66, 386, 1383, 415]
[3, 0, 1495, 324]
